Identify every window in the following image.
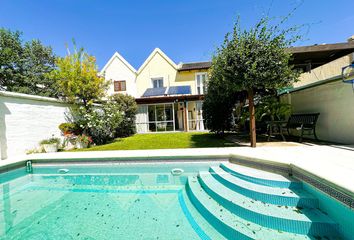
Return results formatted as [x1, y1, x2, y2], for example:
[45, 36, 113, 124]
[114, 80, 126, 92]
[152, 78, 164, 88]
[196, 73, 207, 94]
[147, 104, 174, 132]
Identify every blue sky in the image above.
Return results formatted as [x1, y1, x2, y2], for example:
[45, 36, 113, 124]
[1, 0, 354, 69]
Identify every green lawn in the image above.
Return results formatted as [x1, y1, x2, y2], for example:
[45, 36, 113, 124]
[78, 132, 237, 151]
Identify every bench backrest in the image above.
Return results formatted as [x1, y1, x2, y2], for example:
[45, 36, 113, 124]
[288, 113, 320, 126]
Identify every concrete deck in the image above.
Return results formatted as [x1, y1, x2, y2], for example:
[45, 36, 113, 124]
[1, 145, 353, 197]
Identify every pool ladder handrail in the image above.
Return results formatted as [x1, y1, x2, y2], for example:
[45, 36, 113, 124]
[26, 160, 33, 173]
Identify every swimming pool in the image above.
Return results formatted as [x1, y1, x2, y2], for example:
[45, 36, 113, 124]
[0, 161, 352, 239]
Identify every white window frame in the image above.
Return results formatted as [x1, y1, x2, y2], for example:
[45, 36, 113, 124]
[145, 103, 175, 132]
[151, 77, 164, 88]
[195, 72, 207, 95]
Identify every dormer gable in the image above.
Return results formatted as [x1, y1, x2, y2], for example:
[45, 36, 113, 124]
[101, 51, 137, 97]
[101, 51, 137, 76]
[137, 48, 177, 74]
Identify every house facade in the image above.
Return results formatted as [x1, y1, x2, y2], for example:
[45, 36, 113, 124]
[101, 48, 211, 133]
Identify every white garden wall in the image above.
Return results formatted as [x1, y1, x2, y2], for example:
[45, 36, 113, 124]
[280, 80, 354, 144]
[280, 53, 354, 144]
[0, 91, 70, 159]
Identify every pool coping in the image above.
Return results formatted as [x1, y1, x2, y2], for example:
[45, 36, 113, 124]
[1, 146, 353, 208]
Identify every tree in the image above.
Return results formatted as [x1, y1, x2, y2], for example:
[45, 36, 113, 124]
[0, 28, 57, 96]
[48, 46, 109, 108]
[209, 17, 300, 147]
[203, 71, 241, 134]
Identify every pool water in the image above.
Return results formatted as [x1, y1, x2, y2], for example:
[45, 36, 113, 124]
[0, 161, 352, 239]
[0, 162, 224, 240]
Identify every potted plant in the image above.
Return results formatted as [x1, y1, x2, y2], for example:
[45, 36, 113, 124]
[75, 134, 93, 149]
[58, 122, 80, 136]
[40, 137, 61, 153]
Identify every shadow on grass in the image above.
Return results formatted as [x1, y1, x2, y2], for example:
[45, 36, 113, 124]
[190, 133, 239, 148]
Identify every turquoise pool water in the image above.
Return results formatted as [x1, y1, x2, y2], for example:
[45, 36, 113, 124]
[0, 162, 352, 239]
[0, 162, 225, 240]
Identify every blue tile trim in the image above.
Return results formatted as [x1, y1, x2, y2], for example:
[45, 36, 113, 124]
[178, 191, 211, 240]
[292, 170, 354, 209]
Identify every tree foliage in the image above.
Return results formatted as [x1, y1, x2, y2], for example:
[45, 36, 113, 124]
[109, 93, 138, 137]
[256, 96, 292, 121]
[203, 73, 243, 134]
[68, 94, 137, 145]
[212, 17, 300, 93]
[48, 46, 109, 107]
[206, 17, 300, 146]
[0, 28, 57, 96]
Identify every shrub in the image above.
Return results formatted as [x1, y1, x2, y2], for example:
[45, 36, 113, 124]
[203, 77, 242, 134]
[68, 94, 137, 145]
[256, 96, 291, 121]
[109, 94, 137, 137]
[58, 122, 80, 135]
[40, 137, 60, 145]
[76, 134, 93, 146]
[70, 104, 124, 145]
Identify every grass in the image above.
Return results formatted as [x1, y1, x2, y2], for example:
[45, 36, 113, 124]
[77, 132, 237, 151]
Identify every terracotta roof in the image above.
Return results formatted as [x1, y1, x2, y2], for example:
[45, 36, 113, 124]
[178, 61, 212, 71]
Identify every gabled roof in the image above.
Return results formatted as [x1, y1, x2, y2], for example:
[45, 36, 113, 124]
[178, 61, 212, 71]
[137, 48, 178, 74]
[100, 51, 137, 75]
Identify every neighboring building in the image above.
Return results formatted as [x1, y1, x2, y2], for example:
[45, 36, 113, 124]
[101, 48, 211, 133]
[281, 36, 354, 144]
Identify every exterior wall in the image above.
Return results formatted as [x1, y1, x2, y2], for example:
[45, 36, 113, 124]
[102, 49, 210, 97]
[294, 54, 353, 88]
[280, 80, 354, 144]
[102, 49, 209, 133]
[136, 51, 178, 97]
[176, 70, 208, 95]
[102, 53, 137, 97]
[280, 53, 354, 144]
[0, 91, 69, 159]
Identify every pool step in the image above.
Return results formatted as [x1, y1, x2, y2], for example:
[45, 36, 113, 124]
[198, 171, 338, 236]
[187, 177, 312, 240]
[209, 166, 318, 208]
[220, 163, 302, 188]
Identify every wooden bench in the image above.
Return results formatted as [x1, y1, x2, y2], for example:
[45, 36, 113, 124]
[286, 113, 320, 142]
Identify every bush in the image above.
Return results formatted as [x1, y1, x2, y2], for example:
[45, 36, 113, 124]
[203, 76, 242, 134]
[256, 96, 291, 121]
[67, 94, 138, 145]
[58, 122, 81, 135]
[70, 104, 124, 145]
[109, 94, 137, 137]
[76, 134, 93, 146]
[40, 137, 60, 145]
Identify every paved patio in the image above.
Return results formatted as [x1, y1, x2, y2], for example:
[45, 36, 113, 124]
[1, 143, 353, 198]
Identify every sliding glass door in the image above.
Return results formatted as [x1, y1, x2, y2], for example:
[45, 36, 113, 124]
[148, 103, 175, 132]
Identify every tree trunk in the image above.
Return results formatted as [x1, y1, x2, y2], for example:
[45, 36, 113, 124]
[248, 88, 256, 148]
